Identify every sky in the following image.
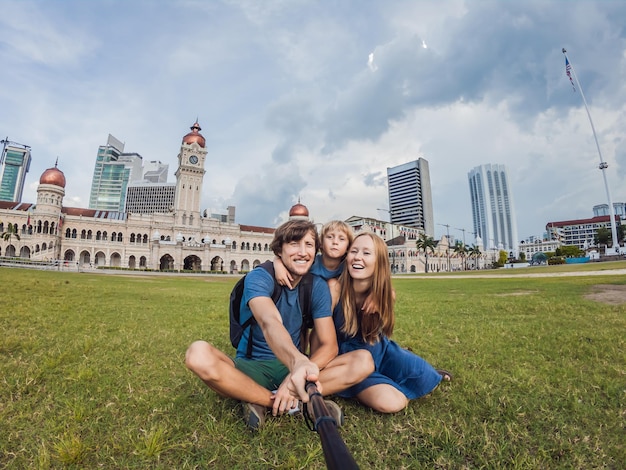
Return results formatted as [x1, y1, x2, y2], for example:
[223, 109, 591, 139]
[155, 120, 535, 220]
[2, 0, 626, 242]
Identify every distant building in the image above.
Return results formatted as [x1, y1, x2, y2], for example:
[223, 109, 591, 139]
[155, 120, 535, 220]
[141, 160, 169, 183]
[0, 140, 31, 202]
[593, 202, 626, 218]
[468, 163, 519, 254]
[89, 135, 144, 212]
[125, 182, 176, 214]
[546, 215, 621, 250]
[386, 158, 434, 237]
[518, 238, 561, 261]
[0, 122, 278, 272]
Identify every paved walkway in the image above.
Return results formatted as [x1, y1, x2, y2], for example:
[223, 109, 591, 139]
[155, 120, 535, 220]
[399, 268, 626, 279]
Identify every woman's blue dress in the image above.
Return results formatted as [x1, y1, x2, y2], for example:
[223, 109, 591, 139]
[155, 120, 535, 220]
[333, 304, 442, 399]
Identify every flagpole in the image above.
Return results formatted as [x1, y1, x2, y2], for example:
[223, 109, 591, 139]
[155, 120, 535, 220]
[562, 48, 620, 254]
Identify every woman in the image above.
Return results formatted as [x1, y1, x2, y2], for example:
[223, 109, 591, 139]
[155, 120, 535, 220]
[329, 232, 451, 413]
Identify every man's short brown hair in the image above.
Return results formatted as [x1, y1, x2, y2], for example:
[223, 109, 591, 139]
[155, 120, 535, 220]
[270, 220, 320, 255]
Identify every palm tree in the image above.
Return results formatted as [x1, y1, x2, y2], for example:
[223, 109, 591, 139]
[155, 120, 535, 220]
[468, 244, 482, 269]
[453, 240, 468, 271]
[416, 233, 436, 273]
[2, 222, 20, 243]
[2, 222, 21, 257]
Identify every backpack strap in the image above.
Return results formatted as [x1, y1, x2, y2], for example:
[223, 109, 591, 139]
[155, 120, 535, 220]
[298, 272, 314, 329]
[244, 262, 281, 358]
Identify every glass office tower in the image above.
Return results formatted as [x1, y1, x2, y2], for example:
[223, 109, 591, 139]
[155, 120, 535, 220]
[386, 158, 434, 237]
[468, 163, 518, 254]
[0, 143, 31, 202]
[89, 135, 142, 212]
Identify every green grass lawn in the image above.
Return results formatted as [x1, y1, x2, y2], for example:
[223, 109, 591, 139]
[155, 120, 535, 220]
[1, 267, 624, 469]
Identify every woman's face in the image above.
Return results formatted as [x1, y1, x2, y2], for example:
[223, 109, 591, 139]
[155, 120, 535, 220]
[346, 235, 376, 281]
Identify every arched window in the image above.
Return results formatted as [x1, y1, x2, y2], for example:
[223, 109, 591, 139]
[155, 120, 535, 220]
[142, 234, 148, 244]
[96, 231, 101, 241]
[117, 233, 123, 242]
[103, 231, 108, 241]
[71, 229, 77, 239]
[65, 228, 71, 238]
[87, 230, 92, 240]
[130, 233, 136, 243]
[81, 230, 86, 239]
[43, 221, 50, 234]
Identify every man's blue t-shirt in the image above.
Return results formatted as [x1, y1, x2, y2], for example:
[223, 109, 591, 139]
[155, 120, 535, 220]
[237, 267, 332, 360]
[309, 254, 344, 281]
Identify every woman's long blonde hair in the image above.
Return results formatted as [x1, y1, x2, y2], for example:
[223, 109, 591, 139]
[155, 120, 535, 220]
[339, 232, 395, 344]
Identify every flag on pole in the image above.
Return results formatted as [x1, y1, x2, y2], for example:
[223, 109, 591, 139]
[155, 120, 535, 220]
[565, 58, 575, 91]
[27, 210, 31, 226]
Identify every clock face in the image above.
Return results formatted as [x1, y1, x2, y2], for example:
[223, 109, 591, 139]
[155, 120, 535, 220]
[189, 155, 198, 164]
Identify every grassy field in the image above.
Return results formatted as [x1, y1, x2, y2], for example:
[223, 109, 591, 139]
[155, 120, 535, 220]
[1, 266, 624, 469]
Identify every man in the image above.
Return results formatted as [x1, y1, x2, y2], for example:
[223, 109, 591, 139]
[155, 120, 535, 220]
[185, 219, 373, 430]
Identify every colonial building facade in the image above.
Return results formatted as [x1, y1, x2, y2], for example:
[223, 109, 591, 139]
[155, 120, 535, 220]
[0, 123, 276, 273]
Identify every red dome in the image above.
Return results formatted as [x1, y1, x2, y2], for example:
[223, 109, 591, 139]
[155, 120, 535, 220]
[39, 166, 66, 188]
[182, 122, 206, 148]
[289, 202, 309, 218]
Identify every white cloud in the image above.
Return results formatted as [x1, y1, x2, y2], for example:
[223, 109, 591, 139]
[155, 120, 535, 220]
[3, 0, 626, 243]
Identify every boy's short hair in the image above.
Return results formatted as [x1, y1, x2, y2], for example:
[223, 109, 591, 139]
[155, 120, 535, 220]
[270, 220, 320, 255]
[321, 220, 355, 245]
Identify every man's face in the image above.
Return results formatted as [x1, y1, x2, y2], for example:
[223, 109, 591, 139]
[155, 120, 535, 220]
[279, 231, 317, 279]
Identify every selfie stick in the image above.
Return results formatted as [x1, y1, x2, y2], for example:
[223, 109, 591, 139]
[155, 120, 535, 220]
[305, 381, 359, 470]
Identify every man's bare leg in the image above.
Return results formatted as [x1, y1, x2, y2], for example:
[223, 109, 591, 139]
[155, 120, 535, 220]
[185, 340, 274, 406]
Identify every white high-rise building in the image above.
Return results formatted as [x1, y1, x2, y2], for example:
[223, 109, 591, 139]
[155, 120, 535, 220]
[468, 164, 518, 255]
[386, 159, 434, 237]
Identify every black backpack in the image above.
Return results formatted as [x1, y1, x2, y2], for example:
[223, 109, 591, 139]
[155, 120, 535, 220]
[229, 260, 314, 358]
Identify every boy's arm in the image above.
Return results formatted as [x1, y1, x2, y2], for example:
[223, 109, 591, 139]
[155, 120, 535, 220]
[273, 256, 294, 289]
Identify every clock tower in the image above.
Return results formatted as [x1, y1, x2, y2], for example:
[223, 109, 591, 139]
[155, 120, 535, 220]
[174, 121, 207, 225]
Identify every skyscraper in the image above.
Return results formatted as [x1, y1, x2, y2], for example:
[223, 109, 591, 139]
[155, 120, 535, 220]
[386, 158, 434, 237]
[0, 140, 31, 202]
[89, 135, 143, 212]
[468, 164, 518, 253]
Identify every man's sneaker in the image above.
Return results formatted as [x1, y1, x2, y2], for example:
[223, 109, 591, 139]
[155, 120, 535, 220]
[306, 399, 344, 427]
[242, 402, 266, 431]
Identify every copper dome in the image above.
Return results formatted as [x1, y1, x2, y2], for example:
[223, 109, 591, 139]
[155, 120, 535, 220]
[39, 165, 66, 188]
[289, 202, 309, 218]
[182, 121, 206, 148]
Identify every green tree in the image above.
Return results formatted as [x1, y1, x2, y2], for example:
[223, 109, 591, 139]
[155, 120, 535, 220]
[555, 245, 583, 258]
[416, 233, 436, 273]
[469, 244, 482, 269]
[497, 250, 508, 267]
[453, 241, 468, 270]
[595, 227, 611, 248]
[2, 222, 20, 245]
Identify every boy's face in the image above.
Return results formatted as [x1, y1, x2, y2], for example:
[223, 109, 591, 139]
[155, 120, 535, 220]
[322, 229, 350, 260]
[279, 230, 317, 278]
